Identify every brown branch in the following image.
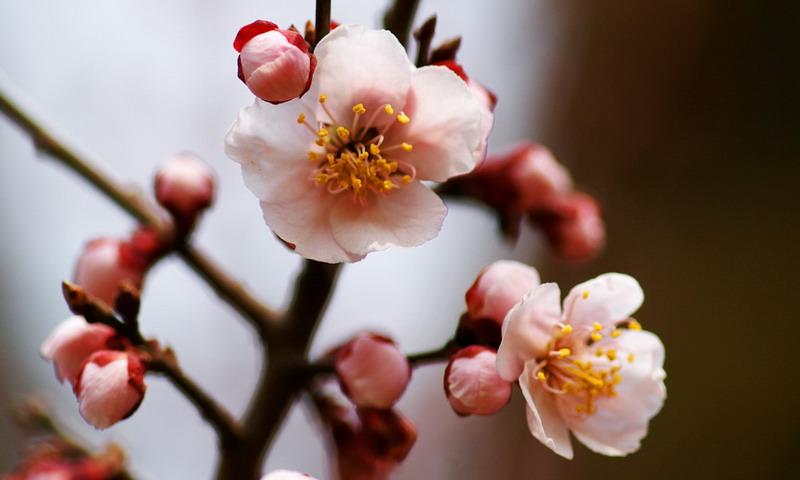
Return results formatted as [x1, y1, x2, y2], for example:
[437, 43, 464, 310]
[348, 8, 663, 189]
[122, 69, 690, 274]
[383, 0, 421, 47]
[313, 0, 332, 49]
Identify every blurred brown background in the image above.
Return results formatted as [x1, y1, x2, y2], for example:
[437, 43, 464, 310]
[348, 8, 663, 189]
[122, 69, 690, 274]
[529, 0, 800, 478]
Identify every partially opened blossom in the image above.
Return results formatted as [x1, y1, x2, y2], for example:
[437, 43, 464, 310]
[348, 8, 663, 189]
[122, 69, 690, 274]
[74, 350, 147, 430]
[335, 333, 411, 409]
[496, 273, 666, 458]
[444, 346, 511, 416]
[226, 24, 487, 263]
[261, 470, 318, 480]
[39, 315, 120, 384]
[235, 20, 316, 104]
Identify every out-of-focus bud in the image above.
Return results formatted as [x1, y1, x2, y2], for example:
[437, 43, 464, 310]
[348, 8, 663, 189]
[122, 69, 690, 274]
[459, 260, 540, 347]
[356, 408, 417, 464]
[74, 351, 147, 430]
[530, 192, 605, 262]
[444, 346, 511, 416]
[155, 152, 215, 231]
[261, 470, 318, 480]
[39, 316, 120, 384]
[234, 20, 316, 104]
[335, 334, 411, 409]
[505, 143, 572, 210]
[74, 228, 160, 307]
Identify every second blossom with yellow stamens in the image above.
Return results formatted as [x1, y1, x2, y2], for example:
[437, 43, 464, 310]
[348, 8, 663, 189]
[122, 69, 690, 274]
[225, 24, 487, 263]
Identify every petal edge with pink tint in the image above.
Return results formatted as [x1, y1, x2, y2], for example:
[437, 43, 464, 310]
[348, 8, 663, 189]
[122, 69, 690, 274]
[562, 273, 644, 329]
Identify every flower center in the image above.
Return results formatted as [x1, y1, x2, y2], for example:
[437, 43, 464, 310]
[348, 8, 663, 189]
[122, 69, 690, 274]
[298, 94, 416, 202]
[533, 320, 640, 417]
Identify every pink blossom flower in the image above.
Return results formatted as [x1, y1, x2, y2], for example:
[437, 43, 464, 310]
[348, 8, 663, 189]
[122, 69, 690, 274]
[261, 470, 318, 480]
[335, 333, 411, 409]
[444, 346, 511, 416]
[39, 315, 119, 384]
[225, 24, 487, 263]
[154, 152, 215, 228]
[235, 20, 316, 104]
[496, 273, 666, 458]
[74, 350, 147, 429]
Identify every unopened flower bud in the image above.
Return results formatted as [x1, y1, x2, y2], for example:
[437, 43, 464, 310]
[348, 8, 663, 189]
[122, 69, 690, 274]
[261, 470, 318, 480]
[506, 143, 572, 210]
[74, 350, 146, 429]
[530, 191, 605, 261]
[155, 152, 215, 227]
[40, 316, 120, 384]
[335, 334, 411, 409]
[74, 231, 159, 307]
[463, 260, 540, 338]
[444, 346, 511, 416]
[235, 20, 316, 104]
[357, 407, 417, 462]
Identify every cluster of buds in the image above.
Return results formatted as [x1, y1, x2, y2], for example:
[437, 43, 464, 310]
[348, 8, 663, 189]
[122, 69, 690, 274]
[442, 261, 539, 416]
[1, 442, 129, 480]
[441, 143, 605, 261]
[40, 316, 147, 429]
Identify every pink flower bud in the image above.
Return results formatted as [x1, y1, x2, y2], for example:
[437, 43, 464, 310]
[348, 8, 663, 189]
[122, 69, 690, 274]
[466, 260, 540, 327]
[335, 334, 411, 409]
[531, 191, 606, 261]
[444, 346, 511, 416]
[74, 350, 147, 429]
[506, 143, 572, 210]
[39, 316, 120, 384]
[234, 20, 316, 104]
[74, 237, 154, 306]
[154, 152, 215, 226]
[261, 471, 318, 480]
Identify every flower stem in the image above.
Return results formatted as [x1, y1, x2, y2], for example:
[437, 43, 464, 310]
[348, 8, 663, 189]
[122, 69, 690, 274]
[383, 0, 421, 47]
[408, 341, 455, 366]
[313, 0, 332, 49]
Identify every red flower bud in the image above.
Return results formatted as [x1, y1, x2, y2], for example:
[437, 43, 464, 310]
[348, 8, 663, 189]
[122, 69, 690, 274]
[444, 346, 511, 416]
[335, 334, 411, 409]
[74, 350, 147, 429]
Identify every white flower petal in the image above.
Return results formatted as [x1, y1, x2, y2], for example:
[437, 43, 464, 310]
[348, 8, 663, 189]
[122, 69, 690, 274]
[567, 330, 666, 456]
[308, 24, 413, 127]
[395, 66, 484, 181]
[496, 283, 562, 381]
[562, 273, 644, 329]
[225, 99, 313, 200]
[329, 181, 446, 255]
[519, 362, 574, 459]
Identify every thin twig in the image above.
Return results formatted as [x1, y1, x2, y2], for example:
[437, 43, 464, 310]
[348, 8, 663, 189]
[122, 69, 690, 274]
[408, 342, 455, 366]
[383, 0, 421, 47]
[313, 0, 332, 49]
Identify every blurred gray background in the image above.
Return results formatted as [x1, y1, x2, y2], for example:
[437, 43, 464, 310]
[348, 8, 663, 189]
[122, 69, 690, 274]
[2, 0, 798, 479]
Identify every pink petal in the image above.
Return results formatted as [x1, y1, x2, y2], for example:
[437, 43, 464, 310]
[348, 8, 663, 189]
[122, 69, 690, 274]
[308, 24, 413, 128]
[395, 66, 485, 181]
[519, 361, 574, 459]
[562, 273, 644, 329]
[496, 283, 562, 381]
[76, 353, 146, 430]
[329, 181, 446, 256]
[466, 260, 541, 326]
[224, 98, 313, 201]
[39, 316, 116, 384]
[567, 330, 666, 456]
[445, 347, 511, 416]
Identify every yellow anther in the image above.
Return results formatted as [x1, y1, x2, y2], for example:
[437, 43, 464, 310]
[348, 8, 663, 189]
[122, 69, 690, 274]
[612, 373, 623, 383]
[319, 94, 327, 103]
[582, 290, 590, 299]
[593, 322, 602, 332]
[317, 129, 329, 138]
[315, 138, 326, 146]
[536, 372, 547, 382]
[388, 161, 398, 172]
[561, 324, 573, 334]
[352, 103, 366, 114]
[611, 329, 621, 338]
[606, 349, 617, 361]
[337, 127, 350, 139]
[401, 142, 413, 152]
[576, 405, 587, 413]
[315, 174, 328, 185]
[397, 113, 410, 124]
[307, 151, 318, 163]
[369, 144, 381, 156]
[296, 113, 306, 124]
[401, 175, 412, 185]
[628, 353, 635, 363]
[591, 332, 603, 343]
[358, 152, 369, 161]
[558, 348, 571, 358]
[628, 320, 642, 331]
[595, 347, 604, 357]
[383, 180, 394, 191]
[351, 177, 362, 190]
[384, 104, 394, 115]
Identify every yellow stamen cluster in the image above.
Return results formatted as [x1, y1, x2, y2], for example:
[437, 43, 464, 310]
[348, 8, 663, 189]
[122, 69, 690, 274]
[300, 95, 416, 200]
